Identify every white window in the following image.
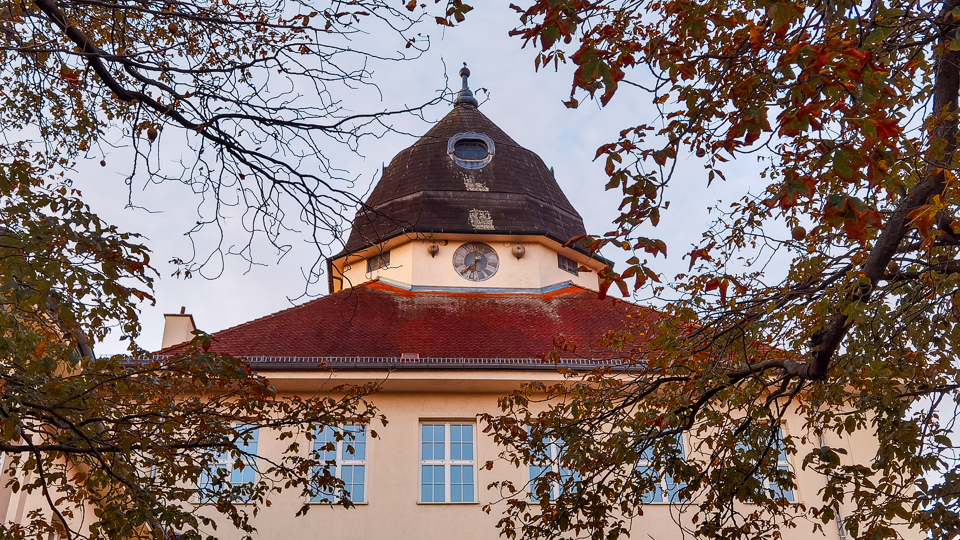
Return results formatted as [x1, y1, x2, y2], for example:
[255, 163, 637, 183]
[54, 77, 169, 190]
[736, 425, 795, 502]
[198, 427, 258, 500]
[420, 423, 476, 503]
[529, 436, 579, 501]
[312, 425, 367, 503]
[637, 434, 687, 503]
[768, 428, 795, 502]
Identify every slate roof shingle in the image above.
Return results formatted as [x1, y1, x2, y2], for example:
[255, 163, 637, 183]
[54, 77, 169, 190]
[337, 104, 590, 257]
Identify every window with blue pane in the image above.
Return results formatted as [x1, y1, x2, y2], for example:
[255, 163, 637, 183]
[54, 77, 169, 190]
[311, 425, 367, 503]
[735, 425, 795, 502]
[198, 428, 258, 501]
[769, 427, 795, 502]
[528, 436, 580, 501]
[637, 434, 686, 503]
[419, 423, 476, 503]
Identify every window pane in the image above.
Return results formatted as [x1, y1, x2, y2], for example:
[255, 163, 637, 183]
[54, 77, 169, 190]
[666, 474, 686, 502]
[343, 465, 365, 503]
[421, 465, 445, 502]
[345, 425, 366, 460]
[771, 466, 795, 502]
[454, 140, 488, 159]
[453, 465, 475, 502]
[775, 427, 789, 462]
[311, 487, 335, 503]
[559, 466, 580, 485]
[452, 425, 474, 460]
[529, 464, 552, 500]
[422, 424, 445, 460]
[315, 426, 338, 462]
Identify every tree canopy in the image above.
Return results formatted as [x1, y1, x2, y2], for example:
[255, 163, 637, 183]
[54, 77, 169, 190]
[0, 1, 458, 539]
[5, 0, 960, 539]
[1, 0, 460, 281]
[478, 1, 960, 539]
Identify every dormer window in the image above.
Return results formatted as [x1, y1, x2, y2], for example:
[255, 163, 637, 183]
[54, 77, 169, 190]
[448, 132, 495, 170]
[454, 139, 488, 160]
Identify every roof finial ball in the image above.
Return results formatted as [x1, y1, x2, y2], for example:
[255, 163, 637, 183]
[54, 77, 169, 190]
[454, 62, 479, 107]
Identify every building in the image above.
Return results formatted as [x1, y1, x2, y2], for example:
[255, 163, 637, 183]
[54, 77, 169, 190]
[0, 67, 883, 540]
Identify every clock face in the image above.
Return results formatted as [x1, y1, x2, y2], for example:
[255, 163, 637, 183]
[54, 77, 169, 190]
[452, 242, 500, 282]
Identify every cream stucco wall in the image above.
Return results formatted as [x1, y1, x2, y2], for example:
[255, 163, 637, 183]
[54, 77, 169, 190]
[0, 370, 916, 540]
[332, 234, 603, 293]
[187, 373, 890, 540]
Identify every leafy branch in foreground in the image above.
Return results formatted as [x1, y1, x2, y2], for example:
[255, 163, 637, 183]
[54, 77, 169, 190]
[479, 1, 960, 539]
[0, 161, 381, 540]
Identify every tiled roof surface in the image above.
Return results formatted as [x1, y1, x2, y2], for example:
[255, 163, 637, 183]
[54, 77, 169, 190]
[158, 281, 651, 362]
[338, 104, 589, 257]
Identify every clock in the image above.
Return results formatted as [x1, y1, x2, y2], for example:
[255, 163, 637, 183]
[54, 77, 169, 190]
[452, 242, 500, 281]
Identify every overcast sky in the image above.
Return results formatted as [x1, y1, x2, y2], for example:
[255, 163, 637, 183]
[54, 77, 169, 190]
[76, 2, 769, 355]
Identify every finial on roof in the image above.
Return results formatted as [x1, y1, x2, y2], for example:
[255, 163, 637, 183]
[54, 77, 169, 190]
[454, 62, 479, 107]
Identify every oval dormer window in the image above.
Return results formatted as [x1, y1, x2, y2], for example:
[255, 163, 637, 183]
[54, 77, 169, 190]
[454, 139, 488, 160]
[448, 132, 496, 170]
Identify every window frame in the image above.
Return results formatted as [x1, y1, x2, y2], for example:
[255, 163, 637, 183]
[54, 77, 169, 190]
[735, 424, 797, 503]
[310, 424, 368, 504]
[453, 139, 489, 160]
[528, 436, 579, 501]
[636, 434, 687, 504]
[418, 422, 478, 504]
[557, 254, 579, 275]
[366, 250, 390, 273]
[198, 427, 259, 503]
[447, 132, 496, 170]
[766, 427, 796, 502]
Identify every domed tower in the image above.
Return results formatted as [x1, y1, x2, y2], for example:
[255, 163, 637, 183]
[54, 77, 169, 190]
[328, 65, 609, 293]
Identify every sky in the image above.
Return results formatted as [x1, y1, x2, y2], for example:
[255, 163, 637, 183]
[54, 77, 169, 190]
[76, 2, 768, 355]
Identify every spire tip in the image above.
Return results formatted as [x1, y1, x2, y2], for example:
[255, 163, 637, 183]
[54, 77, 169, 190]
[454, 62, 478, 107]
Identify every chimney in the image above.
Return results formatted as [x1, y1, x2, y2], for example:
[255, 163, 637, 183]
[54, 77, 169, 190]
[161, 306, 196, 350]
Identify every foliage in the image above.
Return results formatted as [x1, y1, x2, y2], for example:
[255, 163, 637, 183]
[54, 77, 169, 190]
[0, 0, 451, 281]
[0, 160, 382, 540]
[477, 0, 960, 539]
[0, 1, 461, 538]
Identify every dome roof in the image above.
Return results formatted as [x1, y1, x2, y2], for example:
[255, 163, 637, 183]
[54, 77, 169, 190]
[336, 103, 589, 257]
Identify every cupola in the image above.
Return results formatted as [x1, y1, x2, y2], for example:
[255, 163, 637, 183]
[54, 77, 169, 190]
[329, 66, 609, 293]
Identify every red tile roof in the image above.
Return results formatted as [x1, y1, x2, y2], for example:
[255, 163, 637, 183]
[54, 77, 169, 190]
[158, 280, 653, 363]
